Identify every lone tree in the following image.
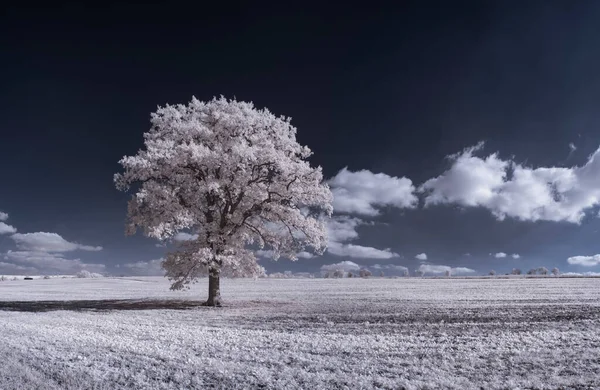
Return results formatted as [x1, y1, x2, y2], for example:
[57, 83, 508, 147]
[115, 97, 333, 306]
[489, 270, 496, 276]
[552, 267, 560, 276]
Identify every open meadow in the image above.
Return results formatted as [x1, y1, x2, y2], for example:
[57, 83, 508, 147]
[0, 277, 599, 389]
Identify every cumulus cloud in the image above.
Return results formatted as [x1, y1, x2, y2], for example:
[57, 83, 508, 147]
[415, 253, 427, 260]
[121, 258, 164, 276]
[371, 264, 408, 272]
[173, 232, 199, 242]
[11, 232, 102, 252]
[495, 252, 507, 258]
[327, 242, 399, 259]
[329, 168, 417, 216]
[562, 271, 600, 276]
[567, 255, 600, 267]
[325, 216, 400, 259]
[0, 212, 16, 235]
[320, 260, 361, 272]
[0, 222, 17, 235]
[0, 261, 38, 274]
[326, 216, 361, 243]
[418, 264, 475, 275]
[4, 250, 105, 274]
[420, 142, 600, 224]
[511, 253, 520, 259]
[255, 249, 314, 260]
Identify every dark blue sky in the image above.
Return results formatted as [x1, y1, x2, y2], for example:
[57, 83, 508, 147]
[2, 2, 600, 276]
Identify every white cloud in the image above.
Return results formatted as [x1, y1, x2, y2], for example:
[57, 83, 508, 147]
[329, 168, 417, 216]
[371, 264, 408, 272]
[11, 232, 102, 252]
[418, 264, 475, 275]
[325, 216, 399, 259]
[121, 258, 164, 276]
[327, 242, 399, 259]
[567, 255, 600, 267]
[0, 211, 8, 221]
[420, 143, 600, 224]
[0, 261, 38, 274]
[173, 232, 199, 242]
[326, 216, 361, 243]
[4, 250, 105, 274]
[511, 253, 520, 259]
[569, 142, 577, 153]
[495, 252, 507, 258]
[562, 271, 600, 276]
[415, 253, 427, 260]
[0, 222, 17, 235]
[320, 261, 361, 272]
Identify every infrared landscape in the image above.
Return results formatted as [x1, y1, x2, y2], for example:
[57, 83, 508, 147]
[1, 277, 599, 389]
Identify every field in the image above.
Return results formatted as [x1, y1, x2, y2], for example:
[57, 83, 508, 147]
[0, 277, 599, 389]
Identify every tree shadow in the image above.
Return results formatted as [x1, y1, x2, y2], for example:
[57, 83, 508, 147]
[0, 299, 205, 312]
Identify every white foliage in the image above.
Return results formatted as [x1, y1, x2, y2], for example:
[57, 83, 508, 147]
[75, 270, 103, 278]
[114, 97, 332, 289]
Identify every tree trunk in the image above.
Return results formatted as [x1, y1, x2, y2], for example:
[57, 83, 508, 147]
[204, 267, 222, 307]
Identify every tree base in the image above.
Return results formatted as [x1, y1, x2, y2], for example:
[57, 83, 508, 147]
[202, 298, 222, 307]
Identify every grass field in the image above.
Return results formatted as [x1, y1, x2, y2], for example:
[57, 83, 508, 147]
[1, 277, 599, 389]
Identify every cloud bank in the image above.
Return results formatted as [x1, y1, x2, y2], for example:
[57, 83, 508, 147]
[420, 142, 600, 224]
[329, 168, 417, 216]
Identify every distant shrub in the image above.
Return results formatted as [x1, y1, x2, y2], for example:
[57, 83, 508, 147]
[527, 268, 537, 275]
[511, 268, 522, 275]
[552, 267, 560, 276]
[43, 275, 51, 280]
[359, 269, 372, 278]
[333, 269, 344, 278]
[11, 277, 18, 281]
[403, 269, 409, 277]
[489, 270, 496, 276]
[414, 270, 424, 277]
[444, 270, 451, 277]
[347, 272, 353, 278]
[76, 270, 103, 278]
[0, 275, 6, 282]
[537, 267, 548, 275]
[379, 271, 385, 277]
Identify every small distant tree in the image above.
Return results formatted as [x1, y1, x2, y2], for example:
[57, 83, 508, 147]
[359, 269, 372, 278]
[415, 269, 424, 277]
[511, 268, 522, 275]
[0, 275, 6, 282]
[527, 268, 537, 275]
[323, 272, 330, 279]
[347, 272, 353, 278]
[537, 267, 548, 275]
[489, 270, 496, 276]
[444, 270, 451, 277]
[333, 269, 344, 278]
[114, 97, 333, 306]
[379, 271, 385, 277]
[552, 267, 560, 276]
[403, 269, 409, 277]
